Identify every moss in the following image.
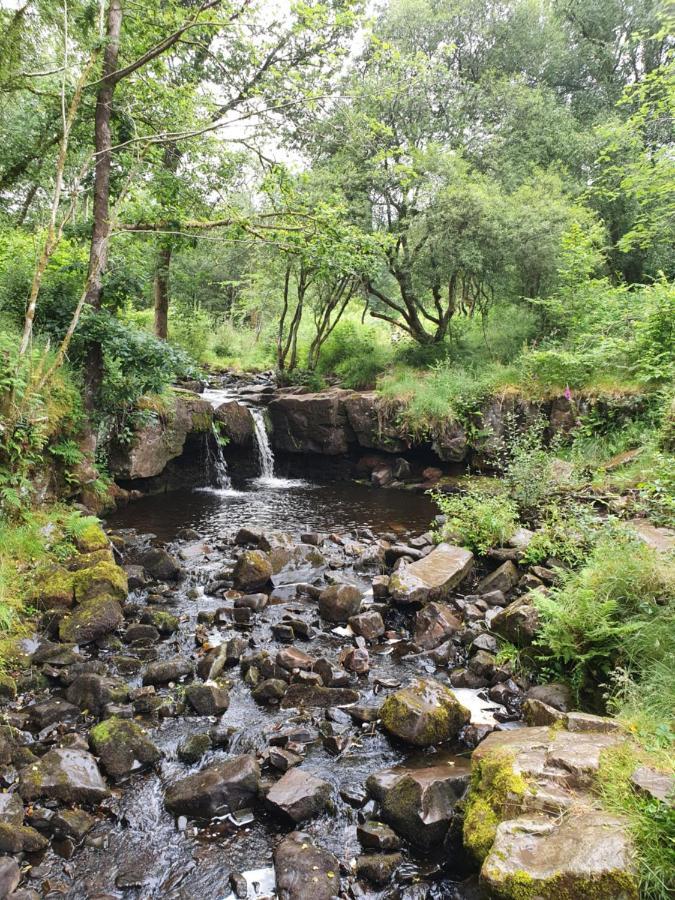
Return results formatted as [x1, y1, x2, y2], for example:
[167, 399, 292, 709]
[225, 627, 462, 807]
[0, 673, 17, 701]
[72, 559, 128, 602]
[380, 680, 470, 747]
[90, 716, 161, 777]
[463, 750, 528, 862]
[482, 866, 639, 900]
[143, 609, 179, 634]
[74, 522, 109, 554]
[58, 593, 123, 644]
[30, 564, 75, 609]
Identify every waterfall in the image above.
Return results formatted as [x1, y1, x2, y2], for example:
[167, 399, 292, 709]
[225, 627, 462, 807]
[250, 407, 275, 480]
[207, 424, 231, 488]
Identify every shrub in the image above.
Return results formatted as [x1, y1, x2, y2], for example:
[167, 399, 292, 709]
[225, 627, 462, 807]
[533, 530, 674, 707]
[317, 321, 393, 388]
[502, 418, 558, 513]
[430, 487, 519, 554]
[522, 501, 604, 566]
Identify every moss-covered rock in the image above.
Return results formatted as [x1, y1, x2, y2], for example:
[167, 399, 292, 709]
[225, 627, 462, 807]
[233, 549, 272, 591]
[0, 821, 48, 853]
[480, 812, 638, 899]
[19, 747, 109, 804]
[72, 559, 128, 602]
[74, 522, 110, 554]
[177, 732, 212, 764]
[0, 673, 17, 702]
[379, 678, 471, 747]
[59, 594, 124, 644]
[140, 607, 179, 635]
[31, 564, 76, 609]
[89, 716, 161, 777]
[463, 749, 528, 861]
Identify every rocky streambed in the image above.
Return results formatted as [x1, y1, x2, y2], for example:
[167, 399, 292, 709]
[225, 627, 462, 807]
[0, 479, 649, 899]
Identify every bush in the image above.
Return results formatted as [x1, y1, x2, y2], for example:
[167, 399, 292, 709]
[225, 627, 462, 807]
[534, 530, 674, 710]
[430, 487, 519, 554]
[502, 418, 558, 513]
[317, 321, 393, 388]
[169, 301, 213, 362]
[521, 501, 604, 566]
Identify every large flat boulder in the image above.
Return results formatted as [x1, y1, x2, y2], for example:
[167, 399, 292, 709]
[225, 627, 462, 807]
[481, 811, 638, 899]
[388, 543, 473, 604]
[266, 768, 331, 823]
[380, 678, 470, 747]
[110, 390, 213, 480]
[164, 755, 259, 819]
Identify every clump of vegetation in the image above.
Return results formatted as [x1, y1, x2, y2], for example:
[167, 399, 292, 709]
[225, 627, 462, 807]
[597, 743, 674, 900]
[533, 531, 674, 741]
[521, 501, 604, 566]
[431, 487, 518, 554]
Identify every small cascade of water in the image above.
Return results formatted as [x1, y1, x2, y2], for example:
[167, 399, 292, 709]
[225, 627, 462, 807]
[250, 407, 275, 480]
[206, 424, 231, 488]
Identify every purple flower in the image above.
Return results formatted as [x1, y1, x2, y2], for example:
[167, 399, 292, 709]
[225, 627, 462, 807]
[564, 385, 572, 401]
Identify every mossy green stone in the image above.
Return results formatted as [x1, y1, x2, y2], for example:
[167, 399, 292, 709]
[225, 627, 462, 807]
[89, 716, 161, 777]
[463, 749, 528, 862]
[379, 678, 471, 747]
[72, 559, 128, 602]
[75, 522, 110, 553]
[58, 594, 124, 644]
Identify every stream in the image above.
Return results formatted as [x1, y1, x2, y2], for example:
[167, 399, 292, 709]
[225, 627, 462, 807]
[21, 388, 500, 899]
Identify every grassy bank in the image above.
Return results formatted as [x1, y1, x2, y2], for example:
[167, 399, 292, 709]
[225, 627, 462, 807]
[0, 505, 101, 669]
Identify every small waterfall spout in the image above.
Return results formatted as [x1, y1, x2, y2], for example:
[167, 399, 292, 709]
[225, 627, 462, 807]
[207, 424, 231, 488]
[250, 407, 275, 480]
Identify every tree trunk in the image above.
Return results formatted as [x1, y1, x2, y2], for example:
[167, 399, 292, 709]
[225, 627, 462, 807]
[83, 0, 122, 415]
[153, 244, 172, 339]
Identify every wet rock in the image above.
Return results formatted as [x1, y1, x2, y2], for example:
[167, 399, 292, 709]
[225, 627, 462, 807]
[140, 607, 179, 634]
[235, 592, 268, 611]
[372, 574, 390, 599]
[124, 564, 147, 589]
[124, 623, 160, 644]
[356, 852, 402, 886]
[388, 544, 473, 605]
[25, 698, 80, 731]
[269, 747, 303, 772]
[59, 594, 124, 644]
[273, 830, 340, 900]
[0, 857, 20, 898]
[139, 547, 182, 581]
[165, 755, 260, 819]
[348, 610, 385, 640]
[52, 808, 95, 841]
[481, 589, 507, 607]
[0, 794, 24, 826]
[413, 602, 461, 650]
[269, 389, 355, 455]
[313, 658, 351, 688]
[0, 821, 48, 852]
[481, 811, 638, 899]
[19, 748, 109, 804]
[525, 683, 572, 712]
[318, 583, 363, 623]
[266, 768, 331, 823]
[477, 561, 519, 595]
[281, 685, 360, 709]
[235, 526, 263, 545]
[214, 400, 255, 446]
[379, 679, 470, 747]
[177, 733, 212, 764]
[370, 755, 472, 848]
[253, 679, 288, 704]
[233, 549, 272, 591]
[89, 717, 161, 777]
[184, 681, 230, 716]
[565, 711, 622, 734]
[468, 650, 496, 680]
[142, 656, 193, 685]
[490, 594, 540, 646]
[203, 637, 248, 680]
[343, 647, 369, 674]
[277, 648, 315, 672]
[229, 870, 249, 899]
[357, 820, 401, 851]
[272, 623, 296, 643]
[66, 673, 128, 717]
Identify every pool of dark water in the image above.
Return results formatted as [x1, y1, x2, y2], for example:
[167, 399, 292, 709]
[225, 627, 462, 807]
[109, 477, 438, 544]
